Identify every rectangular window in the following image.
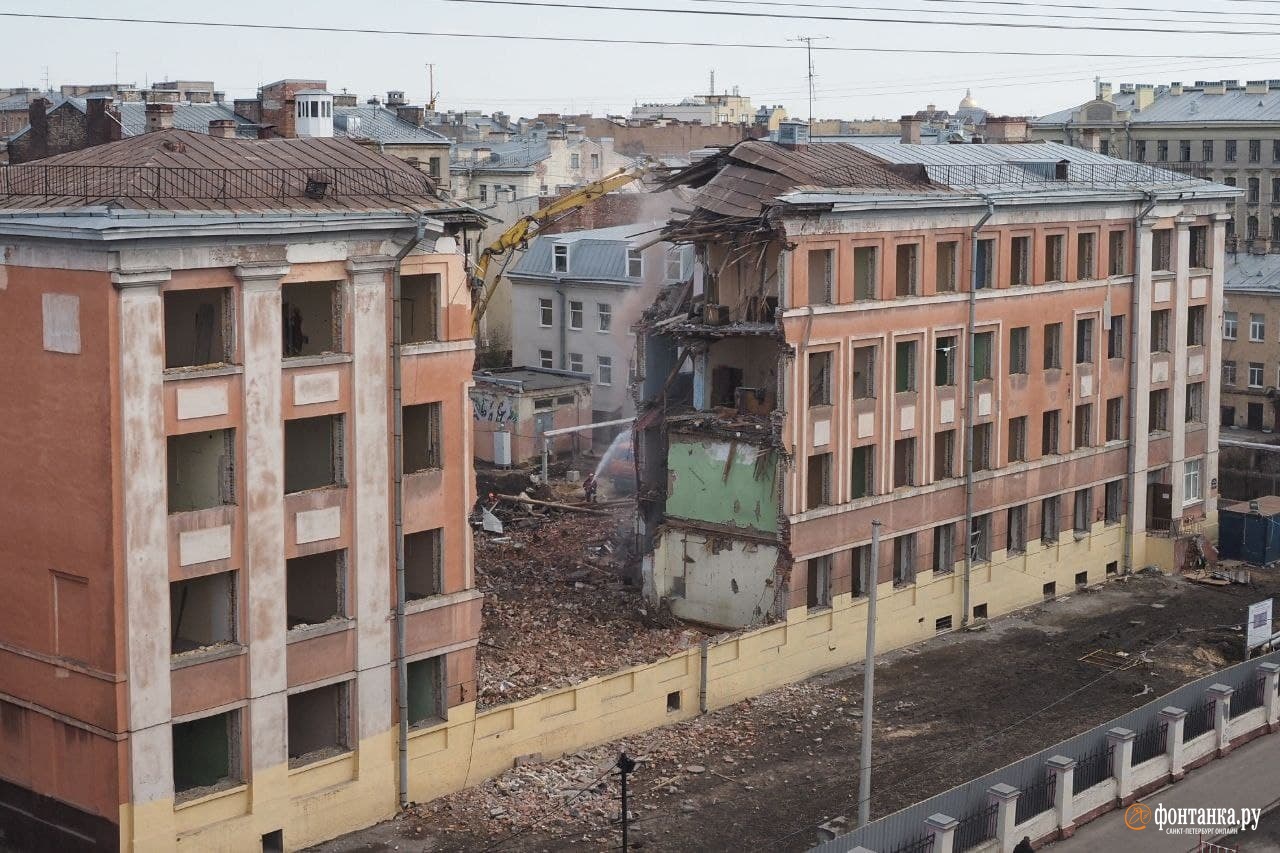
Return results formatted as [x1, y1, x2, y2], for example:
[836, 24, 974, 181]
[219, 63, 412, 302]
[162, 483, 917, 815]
[539, 297, 553, 327]
[935, 335, 958, 386]
[1135, 140, 1147, 162]
[893, 437, 917, 488]
[1007, 504, 1027, 553]
[173, 711, 240, 797]
[170, 572, 236, 654]
[428, 157, 440, 178]
[597, 303, 612, 332]
[807, 555, 832, 610]
[1104, 480, 1122, 524]
[407, 656, 445, 726]
[569, 300, 583, 330]
[1042, 495, 1060, 542]
[403, 403, 442, 471]
[973, 422, 993, 471]
[1075, 317, 1094, 364]
[933, 524, 955, 574]
[282, 282, 342, 358]
[853, 345, 876, 398]
[1010, 236, 1031, 285]
[1249, 177, 1261, 204]
[167, 429, 235, 513]
[590, 152, 600, 170]
[597, 355, 613, 386]
[1149, 388, 1169, 431]
[1180, 140, 1191, 162]
[934, 429, 955, 479]
[1187, 305, 1205, 346]
[568, 352, 583, 373]
[1250, 139, 1262, 162]
[1204, 140, 1214, 162]
[975, 238, 995, 289]
[808, 248, 834, 304]
[1009, 326, 1028, 374]
[854, 246, 878, 301]
[1223, 360, 1237, 385]
[1184, 458, 1203, 504]
[808, 351, 832, 406]
[1073, 488, 1092, 534]
[479, 184, 487, 203]
[1044, 234, 1064, 282]
[570, 153, 580, 169]
[970, 514, 992, 562]
[1157, 140, 1168, 161]
[1043, 323, 1062, 369]
[1108, 230, 1126, 276]
[895, 340, 917, 392]
[1223, 311, 1238, 340]
[1108, 315, 1125, 359]
[284, 415, 344, 492]
[539, 349, 553, 369]
[807, 453, 832, 509]
[1250, 362, 1265, 387]
[1227, 139, 1238, 162]
[1152, 229, 1172, 272]
[1250, 312, 1265, 341]
[665, 248, 685, 281]
[401, 274, 440, 343]
[1008, 416, 1027, 462]
[1189, 225, 1209, 268]
[850, 445, 874, 499]
[287, 681, 351, 766]
[852, 545, 871, 598]
[286, 551, 345, 629]
[1106, 396, 1124, 441]
[1152, 309, 1170, 352]
[553, 244, 569, 273]
[164, 287, 234, 369]
[895, 243, 919, 296]
[1076, 232, 1095, 280]
[893, 534, 917, 586]
[972, 331, 993, 380]
[1074, 402, 1093, 448]
[936, 241, 958, 292]
[404, 528, 443, 600]
[1042, 410, 1060, 455]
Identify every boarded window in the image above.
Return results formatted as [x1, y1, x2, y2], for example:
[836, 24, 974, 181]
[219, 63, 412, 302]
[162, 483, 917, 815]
[42, 293, 81, 354]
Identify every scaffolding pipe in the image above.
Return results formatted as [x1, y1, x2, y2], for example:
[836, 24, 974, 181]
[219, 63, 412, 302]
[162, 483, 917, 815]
[962, 198, 995, 628]
[1124, 192, 1158, 575]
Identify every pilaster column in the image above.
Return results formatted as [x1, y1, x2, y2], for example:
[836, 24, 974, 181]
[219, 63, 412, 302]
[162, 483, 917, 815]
[988, 783, 1021, 853]
[1106, 727, 1137, 804]
[1047, 755, 1077, 838]
[1206, 213, 1231, 510]
[113, 267, 177, 838]
[1160, 706, 1188, 780]
[1259, 663, 1280, 730]
[1129, 220, 1156, 537]
[925, 812, 958, 853]
[1208, 683, 1234, 756]
[1169, 216, 1194, 514]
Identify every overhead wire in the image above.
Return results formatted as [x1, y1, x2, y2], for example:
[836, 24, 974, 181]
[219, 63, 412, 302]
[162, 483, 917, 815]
[679, 0, 1280, 23]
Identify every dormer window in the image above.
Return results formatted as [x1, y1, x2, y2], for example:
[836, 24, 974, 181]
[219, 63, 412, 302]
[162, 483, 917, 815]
[554, 244, 569, 273]
[627, 248, 643, 277]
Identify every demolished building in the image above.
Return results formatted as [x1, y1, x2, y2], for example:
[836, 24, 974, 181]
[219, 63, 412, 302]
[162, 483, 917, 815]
[634, 138, 1236, 630]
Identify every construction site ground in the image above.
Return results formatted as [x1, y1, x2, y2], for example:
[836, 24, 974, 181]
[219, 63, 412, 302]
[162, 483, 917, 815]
[314, 551, 1280, 853]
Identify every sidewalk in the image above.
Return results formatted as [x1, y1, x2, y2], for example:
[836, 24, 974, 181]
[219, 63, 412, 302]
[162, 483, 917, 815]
[1047, 733, 1280, 852]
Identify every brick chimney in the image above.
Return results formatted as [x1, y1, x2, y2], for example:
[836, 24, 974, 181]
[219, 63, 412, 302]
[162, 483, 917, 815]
[145, 102, 175, 132]
[85, 95, 122, 147]
[983, 116, 1028, 143]
[208, 119, 237, 139]
[396, 105, 425, 127]
[899, 115, 922, 144]
[386, 90, 407, 108]
[26, 98, 50, 160]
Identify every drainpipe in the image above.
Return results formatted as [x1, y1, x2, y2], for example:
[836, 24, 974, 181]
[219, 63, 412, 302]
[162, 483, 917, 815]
[1124, 191, 1158, 575]
[557, 281, 568, 371]
[394, 216, 428, 810]
[962, 196, 995, 628]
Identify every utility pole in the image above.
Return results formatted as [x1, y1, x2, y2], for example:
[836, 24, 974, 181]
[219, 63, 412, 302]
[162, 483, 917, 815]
[426, 63, 437, 111]
[618, 752, 637, 850]
[788, 36, 827, 127]
[858, 520, 881, 827]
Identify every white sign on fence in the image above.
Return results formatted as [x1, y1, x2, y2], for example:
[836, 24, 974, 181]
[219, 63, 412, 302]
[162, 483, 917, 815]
[1247, 598, 1274, 650]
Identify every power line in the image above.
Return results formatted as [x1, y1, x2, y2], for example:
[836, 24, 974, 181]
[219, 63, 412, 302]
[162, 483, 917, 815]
[684, 0, 1280, 24]
[0, 11, 1275, 61]
[443, 0, 1280, 38]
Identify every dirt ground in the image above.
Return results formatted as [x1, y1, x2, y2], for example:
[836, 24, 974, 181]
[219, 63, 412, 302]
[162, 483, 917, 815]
[313, 568, 1280, 853]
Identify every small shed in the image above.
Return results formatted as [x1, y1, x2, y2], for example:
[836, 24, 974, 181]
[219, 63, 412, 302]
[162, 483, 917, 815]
[470, 367, 592, 467]
[1218, 496, 1280, 565]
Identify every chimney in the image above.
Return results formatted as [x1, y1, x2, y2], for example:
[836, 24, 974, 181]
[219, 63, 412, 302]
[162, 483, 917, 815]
[472, 146, 492, 162]
[188, 89, 213, 104]
[146, 88, 180, 104]
[118, 88, 143, 103]
[145, 102, 175, 132]
[1096, 81, 1113, 102]
[208, 119, 237, 138]
[26, 98, 49, 159]
[396, 105, 425, 127]
[983, 116, 1028, 143]
[213, 91, 226, 104]
[85, 95, 121, 147]
[386, 90, 407, 108]
[1247, 80, 1268, 95]
[1170, 81, 1184, 96]
[1135, 84, 1155, 111]
[234, 98, 262, 124]
[899, 114, 922, 144]
[333, 92, 359, 107]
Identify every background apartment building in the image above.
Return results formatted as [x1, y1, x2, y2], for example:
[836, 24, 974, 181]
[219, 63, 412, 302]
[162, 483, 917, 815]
[0, 127, 482, 850]
[1032, 79, 1280, 252]
[1222, 253, 1280, 430]
[636, 139, 1233, 630]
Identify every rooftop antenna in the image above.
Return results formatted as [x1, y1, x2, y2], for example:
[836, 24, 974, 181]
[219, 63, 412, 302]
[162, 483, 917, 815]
[709, 69, 715, 98]
[427, 63, 438, 111]
[788, 36, 827, 126]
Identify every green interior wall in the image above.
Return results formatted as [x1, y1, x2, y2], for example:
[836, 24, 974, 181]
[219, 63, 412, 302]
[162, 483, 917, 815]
[173, 713, 231, 792]
[665, 437, 778, 532]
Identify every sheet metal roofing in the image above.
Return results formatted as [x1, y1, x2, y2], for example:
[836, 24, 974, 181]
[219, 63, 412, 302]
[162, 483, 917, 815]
[1034, 86, 1280, 126]
[452, 138, 551, 172]
[0, 129, 445, 213]
[509, 222, 664, 284]
[473, 367, 591, 392]
[1225, 252, 1280, 294]
[116, 101, 257, 138]
[334, 105, 451, 146]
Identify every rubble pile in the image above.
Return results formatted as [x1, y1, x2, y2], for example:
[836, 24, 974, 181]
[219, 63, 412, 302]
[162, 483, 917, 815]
[474, 497, 710, 708]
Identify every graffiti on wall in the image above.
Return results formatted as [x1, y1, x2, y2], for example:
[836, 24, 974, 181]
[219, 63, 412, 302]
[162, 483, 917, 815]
[471, 392, 517, 426]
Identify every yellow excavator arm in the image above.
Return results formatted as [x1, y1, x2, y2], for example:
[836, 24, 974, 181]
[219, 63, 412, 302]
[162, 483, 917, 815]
[470, 166, 646, 335]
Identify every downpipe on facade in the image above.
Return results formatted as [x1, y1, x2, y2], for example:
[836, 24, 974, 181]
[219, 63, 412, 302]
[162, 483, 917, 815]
[962, 197, 995, 627]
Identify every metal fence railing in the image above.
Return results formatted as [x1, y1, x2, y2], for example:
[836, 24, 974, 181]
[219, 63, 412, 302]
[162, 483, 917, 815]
[1184, 698, 1217, 741]
[889, 833, 935, 853]
[1072, 744, 1114, 794]
[953, 802, 998, 851]
[1131, 720, 1168, 765]
[1230, 677, 1266, 718]
[1014, 771, 1056, 824]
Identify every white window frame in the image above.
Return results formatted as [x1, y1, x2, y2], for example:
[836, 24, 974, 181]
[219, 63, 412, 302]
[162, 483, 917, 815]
[569, 300, 583, 330]
[665, 248, 684, 282]
[1223, 311, 1238, 341]
[1250, 313, 1265, 342]
[553, 244, 569, 274]
[1250, 362, 1265, 388]
[568, 352, 583, 373]
[1183, 458, 1202, 505]
[538, 297, 553, 328]
[597, 355, 613, 386]
[538, 349, 553, 369]
[627, 248, 643, 278]
[597, 302, 612, 333]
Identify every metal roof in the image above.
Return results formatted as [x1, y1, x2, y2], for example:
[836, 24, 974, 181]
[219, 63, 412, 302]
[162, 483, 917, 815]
[1225, 252, 1280, 294]
[333, 105, 450, 146]
[1033, 86, 1280, 126]
[116, 101, 257, 138]
[452, 138, 551, 172]
[509, 222, 665, 284]
[473, 367, 591, 392]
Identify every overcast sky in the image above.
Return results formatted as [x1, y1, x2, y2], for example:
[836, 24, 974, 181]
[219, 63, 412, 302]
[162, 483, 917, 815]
[7, 1, 1280, 121]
